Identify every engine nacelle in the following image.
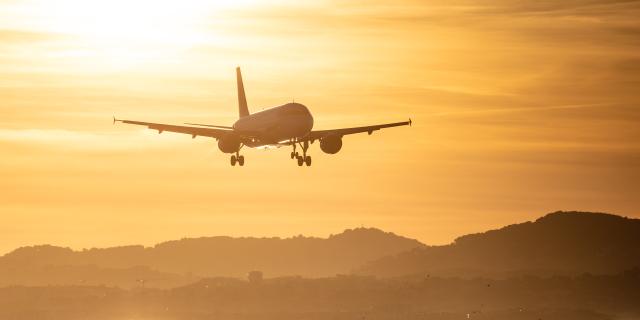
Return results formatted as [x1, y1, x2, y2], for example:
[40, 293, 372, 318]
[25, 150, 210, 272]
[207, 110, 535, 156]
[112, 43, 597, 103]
[320, 135, 343, 154]
[217, 134, 241, 153]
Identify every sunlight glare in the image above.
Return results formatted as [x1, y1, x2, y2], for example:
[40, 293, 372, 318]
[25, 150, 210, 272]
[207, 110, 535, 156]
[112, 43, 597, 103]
[27, 0, 258, 70]
[46, 0, 257, 40]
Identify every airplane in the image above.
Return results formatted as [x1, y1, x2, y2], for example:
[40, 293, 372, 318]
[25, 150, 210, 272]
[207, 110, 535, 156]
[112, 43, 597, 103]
[114, 67, 411, 166]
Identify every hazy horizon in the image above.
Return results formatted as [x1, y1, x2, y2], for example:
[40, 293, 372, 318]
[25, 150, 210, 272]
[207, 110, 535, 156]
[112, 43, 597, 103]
[1, 0, 639, 253]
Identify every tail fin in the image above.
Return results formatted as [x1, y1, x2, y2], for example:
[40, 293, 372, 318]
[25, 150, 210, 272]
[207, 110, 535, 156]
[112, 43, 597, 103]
[236, 67, 250, 118]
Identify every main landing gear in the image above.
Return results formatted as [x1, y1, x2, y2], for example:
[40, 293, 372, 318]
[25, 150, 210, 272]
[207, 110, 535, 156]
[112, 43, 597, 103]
[291, 140, 312, 167]
[230, 151, 245, 166]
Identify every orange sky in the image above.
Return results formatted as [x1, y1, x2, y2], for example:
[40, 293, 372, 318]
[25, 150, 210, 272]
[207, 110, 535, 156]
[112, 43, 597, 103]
[1, 0, 639, 253]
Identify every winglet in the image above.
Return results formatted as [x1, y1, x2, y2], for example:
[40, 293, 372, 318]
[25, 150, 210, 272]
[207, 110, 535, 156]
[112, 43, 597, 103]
[113, 116, 121, 125]
[409, 118, 412, 126]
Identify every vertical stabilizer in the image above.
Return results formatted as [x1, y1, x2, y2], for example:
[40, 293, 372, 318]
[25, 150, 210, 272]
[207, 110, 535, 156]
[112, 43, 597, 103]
[236, 67, 250, 118]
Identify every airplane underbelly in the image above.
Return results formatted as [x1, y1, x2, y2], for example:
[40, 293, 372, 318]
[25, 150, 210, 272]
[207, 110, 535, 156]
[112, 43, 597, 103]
[234, 103, 314, 146]
[247, 116, 311, 145]
[278, 121, 308, 138]
[269, 116, 312, 141]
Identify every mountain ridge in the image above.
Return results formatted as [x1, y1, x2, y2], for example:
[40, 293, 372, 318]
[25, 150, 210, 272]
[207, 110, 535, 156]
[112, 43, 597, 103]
[0, 227, 424, 286]
[2, 211, 639, 288]
[356, 211, 640, 278]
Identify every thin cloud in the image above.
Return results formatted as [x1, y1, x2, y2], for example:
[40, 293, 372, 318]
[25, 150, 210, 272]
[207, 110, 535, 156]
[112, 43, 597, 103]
[0, 29, 58, 43]
[0, 128, 193, 150]
[424, 103, 611, 117]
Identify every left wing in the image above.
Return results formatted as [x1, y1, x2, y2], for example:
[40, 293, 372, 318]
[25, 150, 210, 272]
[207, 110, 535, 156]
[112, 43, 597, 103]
[114, 118, 232, 139]
[303, 119, 411, 142]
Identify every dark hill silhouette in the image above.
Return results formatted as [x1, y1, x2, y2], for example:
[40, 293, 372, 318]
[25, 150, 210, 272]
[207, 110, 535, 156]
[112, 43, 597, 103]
[356, 211, 640, 278]
[0, 227, 423, 286]
[2, 212, 639, 287]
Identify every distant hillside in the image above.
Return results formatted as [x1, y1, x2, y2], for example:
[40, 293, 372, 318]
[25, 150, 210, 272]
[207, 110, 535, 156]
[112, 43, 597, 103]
[356, 211, 640, 278]
[0, 227, 423, 287]
[3, 211, 638, 287]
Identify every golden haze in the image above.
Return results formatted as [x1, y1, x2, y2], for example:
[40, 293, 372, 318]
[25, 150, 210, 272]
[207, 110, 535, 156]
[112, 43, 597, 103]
[0, 0, 638, 253]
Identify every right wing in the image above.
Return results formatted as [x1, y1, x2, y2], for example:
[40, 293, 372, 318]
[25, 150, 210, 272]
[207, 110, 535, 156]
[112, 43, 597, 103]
[114, 118, 231, 139]
[304, 119, 412, 142]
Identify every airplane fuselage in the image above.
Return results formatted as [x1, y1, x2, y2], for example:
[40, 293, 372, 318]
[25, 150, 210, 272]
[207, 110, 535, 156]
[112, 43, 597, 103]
[233, 102, 314, 147]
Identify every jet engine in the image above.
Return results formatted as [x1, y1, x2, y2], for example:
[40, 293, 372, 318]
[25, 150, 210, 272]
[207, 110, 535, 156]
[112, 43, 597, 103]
[217, 134, 241, 153]
[320, 135, 343, 154]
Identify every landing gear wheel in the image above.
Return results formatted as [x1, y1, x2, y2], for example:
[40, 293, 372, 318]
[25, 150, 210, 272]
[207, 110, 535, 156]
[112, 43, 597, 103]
[304, 155, 312, 166]
[297, 156, 304, 166]
[290, 151, 295, 159]
[230, 155, 237, 166]
[238, 155, 245, 166]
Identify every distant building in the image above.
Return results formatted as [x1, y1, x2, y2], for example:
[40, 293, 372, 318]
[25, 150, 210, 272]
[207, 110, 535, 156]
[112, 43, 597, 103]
[248, 271, 263, 284]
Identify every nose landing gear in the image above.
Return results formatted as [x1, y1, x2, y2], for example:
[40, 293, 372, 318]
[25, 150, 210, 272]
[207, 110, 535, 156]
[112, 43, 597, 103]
[230, 151, 245, 166]
[292, 140, 312, 166]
